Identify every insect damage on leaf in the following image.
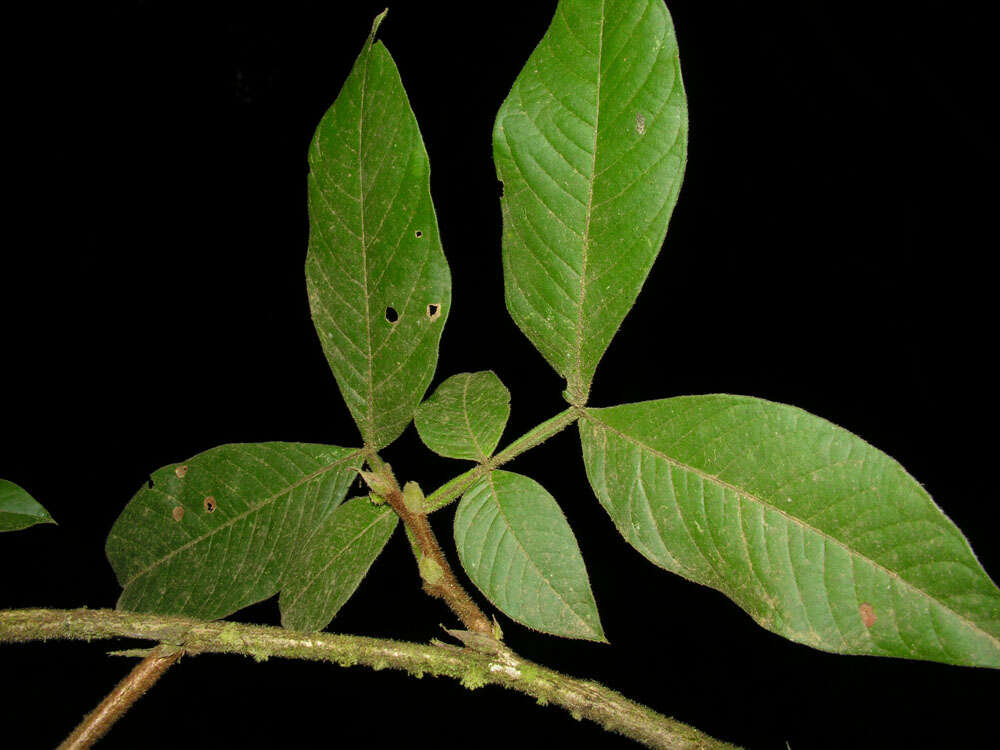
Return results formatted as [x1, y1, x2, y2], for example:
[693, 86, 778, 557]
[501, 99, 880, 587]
[107, 443, 359, 621]
[580, 395, 1000, 667]
[304, 7, 451, 450]
[859, 603, 877, 628]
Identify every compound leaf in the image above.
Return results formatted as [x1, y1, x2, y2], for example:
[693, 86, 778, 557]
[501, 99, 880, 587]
[106, 443, 360, 620]
[307, 11, 451, 449]
[454, 470, 605, 641]
[414, 371, 511, 461]
[494, 0, 687, 403]
[0, 479, 55, 532]
[580, 395, 1000, 668]
[280, 496, 398, 632]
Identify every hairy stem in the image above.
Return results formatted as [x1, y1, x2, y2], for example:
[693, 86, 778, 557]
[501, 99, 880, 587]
[363, 463, 493, 636]
[423, 406, 581, 513]
[1, 608, 738, 750]
[58, 643, 182, 749]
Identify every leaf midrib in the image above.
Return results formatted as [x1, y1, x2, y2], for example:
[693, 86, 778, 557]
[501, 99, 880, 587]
[113, 449, 363, 589]
[358, 40, 375, 444]
[584, 412, 1000, 649]
[461, 374, 487, 462]
[572, 0, 606, 397]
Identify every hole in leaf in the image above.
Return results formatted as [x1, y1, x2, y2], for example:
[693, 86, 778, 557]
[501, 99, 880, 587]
[385, 306, 399, 324]
[426, 303, 441, 321]
[175, 465, 189, 478]
[414, 230, 423, 238]
[172, 506, 185, 522]
[204, 496, 217, 513]
[147, 477, 154, 489]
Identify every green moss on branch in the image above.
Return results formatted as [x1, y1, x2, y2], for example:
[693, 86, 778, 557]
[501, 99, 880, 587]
[1, 607, 737, 750]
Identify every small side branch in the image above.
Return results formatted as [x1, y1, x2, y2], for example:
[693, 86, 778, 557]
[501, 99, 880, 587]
[58, 643, 182, 749]
[363, 463, 493, 636]
[396, 501, 493, 636]
[1, 608, 738, 750]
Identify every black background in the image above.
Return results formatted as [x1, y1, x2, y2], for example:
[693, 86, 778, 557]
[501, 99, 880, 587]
[2, 1, 997, 748]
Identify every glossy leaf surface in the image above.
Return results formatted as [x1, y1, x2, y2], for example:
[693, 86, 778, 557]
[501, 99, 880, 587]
[280, 496, 398, 632]
[454, 470, 605, 641]
[414, 371, 511, 461]
[107, 443, 359, 620]
[0, 480, 55, 532]
[307, 12, 451, 449]
[494, 0, 687, 403]
[580, 395, 1000, 667]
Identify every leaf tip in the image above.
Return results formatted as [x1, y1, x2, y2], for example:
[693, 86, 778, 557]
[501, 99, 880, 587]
[0, 479, 57, 532]
[369, 8, 389, 44]
[579, 620, 608, 644]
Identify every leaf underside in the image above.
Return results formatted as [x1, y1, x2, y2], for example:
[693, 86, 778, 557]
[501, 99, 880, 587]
[280, 496, 398, 632]
[494, 0, 687, 403]
[0, 479, 55, 532]
[580, 395, 1000, 668]
[414, 371, 511, 461]
[454, 470, 605, 641]
[307, 13, 451, 449]
[106, 443, 359, 621]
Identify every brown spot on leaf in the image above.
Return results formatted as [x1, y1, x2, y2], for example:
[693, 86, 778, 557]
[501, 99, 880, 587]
[426, 303, 441, 321]
[635, 111, 646, 135]
[175, 465, 189, 478]
[172, 506, 185, 522]
[859, 603, 877, 627]
[204, 496, 217, 513]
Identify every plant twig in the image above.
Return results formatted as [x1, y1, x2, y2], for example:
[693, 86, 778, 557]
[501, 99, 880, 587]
[57, 642, 182, 749]
[362, 463, 494, 636]
[359, 408, 584, 637]
[1, 608, 739, 750]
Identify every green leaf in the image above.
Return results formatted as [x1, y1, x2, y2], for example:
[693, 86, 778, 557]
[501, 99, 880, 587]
[0, 479, 56, 532]
[494, 0, 687, 404]
[414, 371, 511, 461]
[454, 470, 605, 641]
[580, 395, 1000, 668]
[307, 11, 451, 449]
[280, 496, 398, 632]
[106, 443, 360, 620]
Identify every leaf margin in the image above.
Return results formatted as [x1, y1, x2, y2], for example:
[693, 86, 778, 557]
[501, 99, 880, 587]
[414, 371, 512, 461]
[493, 0, 689, 404]
[106, 442, 363, 621]
[0, 479, 56, 533]
[279, 495, 399, 633]
[454, 469, 606, 643]
[579, 394, 1000, 668]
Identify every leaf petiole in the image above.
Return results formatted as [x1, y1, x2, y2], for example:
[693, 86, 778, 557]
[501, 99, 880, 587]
[422, 406, 580, 513]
